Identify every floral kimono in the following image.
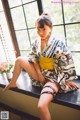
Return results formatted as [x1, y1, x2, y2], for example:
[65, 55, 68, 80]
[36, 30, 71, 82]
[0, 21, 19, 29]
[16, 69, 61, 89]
[28, 34, 77, 93]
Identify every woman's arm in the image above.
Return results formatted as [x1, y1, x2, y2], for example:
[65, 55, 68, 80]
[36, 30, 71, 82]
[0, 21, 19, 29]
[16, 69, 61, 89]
[28, 40, 45, 84]
[33, 60, 45, 84]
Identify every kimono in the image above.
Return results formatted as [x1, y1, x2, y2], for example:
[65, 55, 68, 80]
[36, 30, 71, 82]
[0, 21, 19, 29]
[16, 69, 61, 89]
[28, 34, 77, 93]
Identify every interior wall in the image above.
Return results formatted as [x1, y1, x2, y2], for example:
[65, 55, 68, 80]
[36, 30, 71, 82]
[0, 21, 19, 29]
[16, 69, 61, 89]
[0, 87, 80, 120]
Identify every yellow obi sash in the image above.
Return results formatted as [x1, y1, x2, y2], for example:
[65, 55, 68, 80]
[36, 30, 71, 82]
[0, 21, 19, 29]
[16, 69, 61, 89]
[39, 57, 54, 70]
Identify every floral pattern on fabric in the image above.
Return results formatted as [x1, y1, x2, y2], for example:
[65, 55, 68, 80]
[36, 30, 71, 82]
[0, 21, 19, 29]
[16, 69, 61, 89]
[28, 36, 77, 93]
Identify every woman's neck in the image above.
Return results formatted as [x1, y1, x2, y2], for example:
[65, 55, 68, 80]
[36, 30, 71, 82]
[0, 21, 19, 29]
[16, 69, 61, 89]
[41, 35, 51, 51]
[41, 34, 51, 42]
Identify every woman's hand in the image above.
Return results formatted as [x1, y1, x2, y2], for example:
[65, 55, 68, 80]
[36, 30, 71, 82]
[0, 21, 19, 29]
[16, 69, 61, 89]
[66, 80, 79, 90]
[33, 60, 46, 84]
[37, 72, 46, 84]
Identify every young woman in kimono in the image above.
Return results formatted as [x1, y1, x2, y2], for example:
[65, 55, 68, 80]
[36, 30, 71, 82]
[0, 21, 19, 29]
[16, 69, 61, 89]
[4, 13, 79, 120]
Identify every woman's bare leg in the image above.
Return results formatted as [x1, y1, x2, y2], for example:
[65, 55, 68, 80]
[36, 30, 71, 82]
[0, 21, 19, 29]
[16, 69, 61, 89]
[4, 56, 39, 91]
[38, 81, 59, 120]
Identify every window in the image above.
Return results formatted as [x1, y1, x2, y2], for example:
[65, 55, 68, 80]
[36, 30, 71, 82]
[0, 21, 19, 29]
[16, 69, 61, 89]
[0, 0, 16, 63]
[8, 0, 39, 56]
[1, 0, 80, 75]
[42, 0, 80, 75]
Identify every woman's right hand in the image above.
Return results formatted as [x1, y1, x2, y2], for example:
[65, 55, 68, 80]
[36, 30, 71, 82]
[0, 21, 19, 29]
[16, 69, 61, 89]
[37, 72, 46, 84]
[33, 61, 46, 84]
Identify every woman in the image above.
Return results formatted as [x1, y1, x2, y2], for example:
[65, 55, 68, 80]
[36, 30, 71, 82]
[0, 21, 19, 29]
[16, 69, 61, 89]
[4, 13, 79, 120]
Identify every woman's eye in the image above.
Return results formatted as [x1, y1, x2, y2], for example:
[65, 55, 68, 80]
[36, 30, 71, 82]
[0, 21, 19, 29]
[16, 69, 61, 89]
[37, 29, 40, 32]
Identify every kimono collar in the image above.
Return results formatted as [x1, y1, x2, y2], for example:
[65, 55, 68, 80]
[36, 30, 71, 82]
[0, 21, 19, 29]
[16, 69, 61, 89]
[47, 32, 54, 46]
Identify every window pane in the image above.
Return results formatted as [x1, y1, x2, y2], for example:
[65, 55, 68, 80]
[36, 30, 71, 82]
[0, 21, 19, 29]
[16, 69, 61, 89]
[22, 0, 36, 4]
[10, 6, 26, 30]
[24, 2, 39, 28]
[72, 53, 80, 75]
[15, 30, 30, 51]
[42, 0, 63, 25]
[66, 24, 80, 51]
[0, 12, 16, 61]
[29, 28, 38, 44]
[8, 0, 22, 8]
[63, 0, 80, 23]
[0, 39, 6, 61]
[0, 0, 3, 11]
[52, 26, 65, 42]
[20, 50, 30, 56]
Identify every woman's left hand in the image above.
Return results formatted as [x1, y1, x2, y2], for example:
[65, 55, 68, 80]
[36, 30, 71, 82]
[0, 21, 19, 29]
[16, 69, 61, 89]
[66, 80, 79, 90]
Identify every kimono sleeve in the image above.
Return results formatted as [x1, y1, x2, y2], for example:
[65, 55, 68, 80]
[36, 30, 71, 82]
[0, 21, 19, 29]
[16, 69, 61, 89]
[61, 42, 77, 80]
[54, 40, 77, 81]
[28, 40, 39, 63]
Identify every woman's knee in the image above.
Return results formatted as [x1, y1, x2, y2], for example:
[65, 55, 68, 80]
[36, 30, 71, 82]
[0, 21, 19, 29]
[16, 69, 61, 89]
[38, 100, 48, 111]
[15, 57, 21, 66]
[15, 56, 28, 64]
[16, 56, 22, 62]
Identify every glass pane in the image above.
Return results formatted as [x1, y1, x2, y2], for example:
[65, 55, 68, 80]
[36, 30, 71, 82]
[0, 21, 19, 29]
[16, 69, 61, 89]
[20, 50, 30, 56]
[10, 6, 26, 30]
[66, 24, 80, 51]
[42, 0, 63, 25]
[0, 40, 6, 62]
[15, 30, 30, 51]
[8, 0, 22, 8]
[28, 28, 38, 44]
[22, 0, 36, 4]
[52, 26, 65, 42]
[24, 2, 39, 28]
[63, 0, 80, 23]
[72, 53, 80, 75]
[0, 0, 3, 11]
[0, 12, 16, 62]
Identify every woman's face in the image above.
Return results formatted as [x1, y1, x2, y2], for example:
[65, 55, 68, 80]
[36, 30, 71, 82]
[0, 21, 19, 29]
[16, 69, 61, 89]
[36, 23, 52, 40]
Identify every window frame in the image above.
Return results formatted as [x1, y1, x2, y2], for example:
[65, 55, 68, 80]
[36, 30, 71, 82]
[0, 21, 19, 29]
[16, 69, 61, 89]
[1, 0, 80, 75]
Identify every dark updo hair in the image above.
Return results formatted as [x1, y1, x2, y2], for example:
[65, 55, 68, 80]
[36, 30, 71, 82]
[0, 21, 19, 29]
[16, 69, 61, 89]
[36, 13, 53, 28]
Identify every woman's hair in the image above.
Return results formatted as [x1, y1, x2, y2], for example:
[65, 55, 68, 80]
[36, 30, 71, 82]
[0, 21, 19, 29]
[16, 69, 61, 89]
[36, 13, 53, 28]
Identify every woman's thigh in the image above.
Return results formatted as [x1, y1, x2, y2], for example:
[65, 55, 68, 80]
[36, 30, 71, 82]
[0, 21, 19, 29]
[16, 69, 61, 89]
[38, 81, 59, 106]
[16, 56, 39, 80]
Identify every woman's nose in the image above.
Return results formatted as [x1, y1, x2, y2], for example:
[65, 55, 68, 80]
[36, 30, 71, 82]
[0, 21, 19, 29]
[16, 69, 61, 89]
[39, 31, 43, 35]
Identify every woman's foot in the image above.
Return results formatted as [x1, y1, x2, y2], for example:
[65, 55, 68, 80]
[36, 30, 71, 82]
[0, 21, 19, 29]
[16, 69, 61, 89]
[3, 82, 17, 92]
